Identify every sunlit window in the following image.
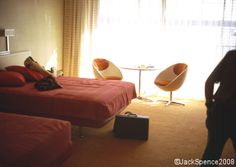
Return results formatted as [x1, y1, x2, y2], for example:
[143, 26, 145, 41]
[81, 0, 236, 99]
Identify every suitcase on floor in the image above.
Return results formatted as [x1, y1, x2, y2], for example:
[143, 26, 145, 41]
[113, 112, 149, 140]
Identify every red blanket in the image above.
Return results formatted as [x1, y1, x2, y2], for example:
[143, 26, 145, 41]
[0, 112, 72, 167]
[0, 77, 136, 127]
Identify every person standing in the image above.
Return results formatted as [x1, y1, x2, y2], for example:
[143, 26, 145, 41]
[201, 49, 236, 166]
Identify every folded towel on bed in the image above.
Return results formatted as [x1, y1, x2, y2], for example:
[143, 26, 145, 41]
[24, 56, 53, 77]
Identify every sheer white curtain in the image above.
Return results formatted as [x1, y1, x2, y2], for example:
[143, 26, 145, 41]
[81, 0, 236, 99]
[160, 0, 236, 99]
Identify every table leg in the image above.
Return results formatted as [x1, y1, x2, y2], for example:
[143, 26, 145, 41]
[137, 69, 153, 102]
[138, 69, 141, 98]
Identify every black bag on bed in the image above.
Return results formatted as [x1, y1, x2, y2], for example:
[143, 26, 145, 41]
[113, 112, 149, 140]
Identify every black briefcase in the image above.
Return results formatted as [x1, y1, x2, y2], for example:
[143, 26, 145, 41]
[113, 112, 149, 140]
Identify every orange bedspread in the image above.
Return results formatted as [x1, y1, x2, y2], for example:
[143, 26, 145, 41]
[0, 77, 136, 127]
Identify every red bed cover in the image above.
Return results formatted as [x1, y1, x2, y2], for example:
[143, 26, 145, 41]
[0, 77, 136, 127]
[0, 112, 72, 167]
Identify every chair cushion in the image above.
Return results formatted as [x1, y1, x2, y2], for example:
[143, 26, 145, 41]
[104, 76, 122, 80]
[93, 59, 109, 71]
[155, 80, 170, 86]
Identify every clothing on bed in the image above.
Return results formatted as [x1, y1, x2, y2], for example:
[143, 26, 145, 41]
[35, 75, 63, 91]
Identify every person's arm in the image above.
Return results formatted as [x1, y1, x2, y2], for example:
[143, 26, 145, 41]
[205, 74, 216, 107]
[205, 53, 229, 107]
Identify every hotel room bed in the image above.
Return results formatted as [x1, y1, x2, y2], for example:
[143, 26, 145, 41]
[0, 112, 72, 167]
[0, 76, 137, 128]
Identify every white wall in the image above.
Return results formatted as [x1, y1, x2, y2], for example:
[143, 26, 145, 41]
[0, 0, 64, 69]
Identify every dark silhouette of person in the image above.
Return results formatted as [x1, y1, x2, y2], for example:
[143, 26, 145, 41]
[201, 49, 236, 166]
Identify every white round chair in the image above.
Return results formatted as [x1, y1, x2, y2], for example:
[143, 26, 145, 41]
[154, 63, 188, 105]
[92, 58, 123, 80]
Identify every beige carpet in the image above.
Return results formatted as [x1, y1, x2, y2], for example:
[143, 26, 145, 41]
[61, 98, 235, 167]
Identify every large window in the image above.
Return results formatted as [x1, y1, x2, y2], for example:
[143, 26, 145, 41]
[81, 0, 236, 99]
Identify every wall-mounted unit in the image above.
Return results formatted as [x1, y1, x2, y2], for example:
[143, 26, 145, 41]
[0, 29, 15, 55]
